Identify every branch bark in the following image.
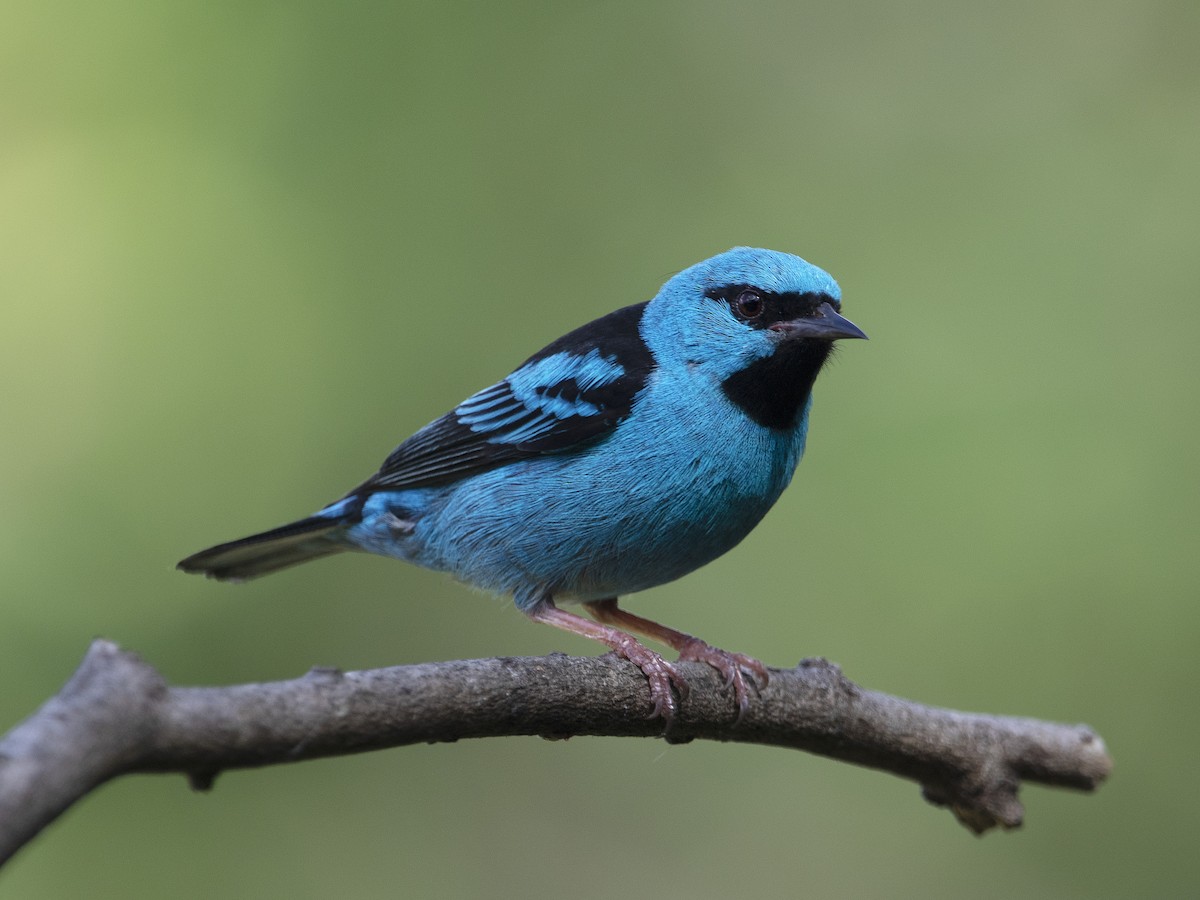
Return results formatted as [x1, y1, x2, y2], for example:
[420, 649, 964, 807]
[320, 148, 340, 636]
[0, 639, 1112, 865]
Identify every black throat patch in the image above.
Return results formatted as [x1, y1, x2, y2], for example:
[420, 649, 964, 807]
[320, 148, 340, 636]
[721, 340, 834, 430]
[706, 287, 841, 431]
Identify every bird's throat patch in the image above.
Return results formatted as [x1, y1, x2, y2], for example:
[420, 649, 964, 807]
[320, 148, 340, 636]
[720, 341, 833, 430]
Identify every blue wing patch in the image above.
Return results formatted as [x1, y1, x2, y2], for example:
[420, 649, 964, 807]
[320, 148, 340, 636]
[458, 348, 625, 445]
[352, 302, 653, 494]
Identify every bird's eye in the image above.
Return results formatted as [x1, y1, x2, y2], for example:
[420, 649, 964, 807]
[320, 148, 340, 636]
[734, 290, 764, 320]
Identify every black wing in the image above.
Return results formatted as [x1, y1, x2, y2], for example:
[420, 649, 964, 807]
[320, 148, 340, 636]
[352, 302, 653, 494]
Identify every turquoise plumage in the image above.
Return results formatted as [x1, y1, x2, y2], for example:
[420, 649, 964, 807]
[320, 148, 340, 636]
[179, 248, 866, 720]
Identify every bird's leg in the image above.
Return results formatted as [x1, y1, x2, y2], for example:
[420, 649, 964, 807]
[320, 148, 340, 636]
[525, 597, 689, 721]
[584, 598, 769, 724]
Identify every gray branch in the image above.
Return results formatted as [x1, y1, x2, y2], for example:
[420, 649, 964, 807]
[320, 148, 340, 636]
[0, 639, 1112, 865]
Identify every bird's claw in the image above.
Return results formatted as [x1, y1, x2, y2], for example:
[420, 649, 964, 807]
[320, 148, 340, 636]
[676, 638, 769, 724]
[607, 637, 690, 722]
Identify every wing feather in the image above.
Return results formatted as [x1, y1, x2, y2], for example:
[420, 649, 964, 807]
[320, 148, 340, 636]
[351, 302, 653, 494]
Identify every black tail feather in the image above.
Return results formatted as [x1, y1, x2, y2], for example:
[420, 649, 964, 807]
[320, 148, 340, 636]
[177, 515, 346, 582]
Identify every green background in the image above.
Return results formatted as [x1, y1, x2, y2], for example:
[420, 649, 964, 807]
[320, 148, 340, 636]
[2, 1, 1196, 897]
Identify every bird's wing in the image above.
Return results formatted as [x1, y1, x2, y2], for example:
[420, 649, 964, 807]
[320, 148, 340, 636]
[354, 302, 653, 493]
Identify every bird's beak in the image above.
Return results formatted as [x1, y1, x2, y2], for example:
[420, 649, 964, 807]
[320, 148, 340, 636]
[769, 301, 867, 341]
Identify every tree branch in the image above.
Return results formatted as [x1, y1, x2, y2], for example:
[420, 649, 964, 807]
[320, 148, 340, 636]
[0, 639, 1112, 865]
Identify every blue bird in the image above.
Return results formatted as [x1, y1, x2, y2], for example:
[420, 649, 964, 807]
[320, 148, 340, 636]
[178, 247, 866, 721]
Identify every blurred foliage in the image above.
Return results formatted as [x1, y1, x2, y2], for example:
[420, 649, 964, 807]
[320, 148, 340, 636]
[2, 0, 1197, 897]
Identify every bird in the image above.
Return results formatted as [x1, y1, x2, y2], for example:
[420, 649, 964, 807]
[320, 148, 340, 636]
[178, 247, 866, 722]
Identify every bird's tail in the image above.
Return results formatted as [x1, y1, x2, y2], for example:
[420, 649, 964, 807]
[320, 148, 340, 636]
[177, 515, 347, 582]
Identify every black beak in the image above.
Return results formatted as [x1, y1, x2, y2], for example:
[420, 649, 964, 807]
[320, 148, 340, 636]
[770, 302, 868, 341]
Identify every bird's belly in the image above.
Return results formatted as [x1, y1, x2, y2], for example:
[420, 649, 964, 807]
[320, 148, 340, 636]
[404, 415, 803, 607]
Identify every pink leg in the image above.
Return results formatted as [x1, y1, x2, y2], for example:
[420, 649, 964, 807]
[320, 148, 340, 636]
[525, 597, 689, 721]
[585, 598, 769, 723]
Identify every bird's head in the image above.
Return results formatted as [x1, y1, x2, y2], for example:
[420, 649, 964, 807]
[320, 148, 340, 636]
[642, 247, 866, 429]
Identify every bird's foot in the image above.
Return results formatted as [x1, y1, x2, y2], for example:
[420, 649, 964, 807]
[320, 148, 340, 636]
[675, 638, 769, 724]
[606, 633, 690, 721]
[524, 598, 690, 724]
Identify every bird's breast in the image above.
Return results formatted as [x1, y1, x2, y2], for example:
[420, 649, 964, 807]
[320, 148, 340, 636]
[408, 372, 810, 602]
